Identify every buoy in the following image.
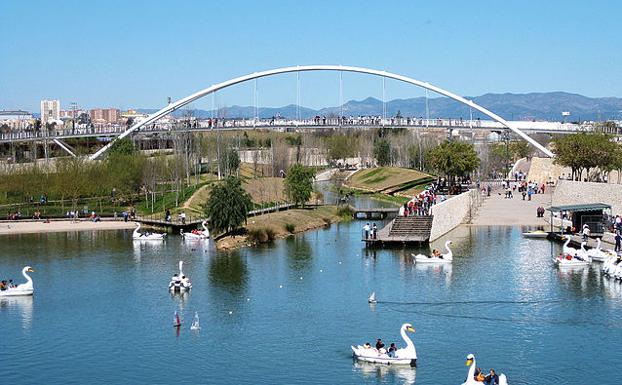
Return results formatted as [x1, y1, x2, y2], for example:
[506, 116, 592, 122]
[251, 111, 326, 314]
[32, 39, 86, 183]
[228, 311, 233, 315]
[279, 285, 283, 288]
[300, 276, 303, 280]
[174, 311, 182, 327]
[320, 269, 323, 273]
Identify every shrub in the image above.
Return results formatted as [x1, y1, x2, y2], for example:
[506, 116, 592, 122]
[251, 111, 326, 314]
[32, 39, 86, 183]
[247, 226, 276, 244]
[337, 206, 354, 218]
[322, 217, 332, 226]
[284, 223, 296, 233]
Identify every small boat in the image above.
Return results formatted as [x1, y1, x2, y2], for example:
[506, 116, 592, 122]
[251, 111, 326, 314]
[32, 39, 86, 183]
[413, 240, 452, 264]
[133, 222, 166, 241]
[462, 354, 508, 385]
[169, 261, 192, 292]
[352, 323, 417, 367]
[522, 230, 548, 239]
[181, 220, 210, 240]
[190, 312, 201, 330]
[368, 292, 377, 304]
[0, 266, 34, 297]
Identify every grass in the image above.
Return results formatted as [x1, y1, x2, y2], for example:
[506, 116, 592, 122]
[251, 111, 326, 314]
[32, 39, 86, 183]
[347, 167, 431, 193]
[135, 183, 206, 215]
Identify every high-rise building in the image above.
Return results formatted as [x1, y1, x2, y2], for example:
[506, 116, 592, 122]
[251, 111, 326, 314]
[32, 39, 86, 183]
[89, 108, 120, 125]
[40, 99, 60, 125]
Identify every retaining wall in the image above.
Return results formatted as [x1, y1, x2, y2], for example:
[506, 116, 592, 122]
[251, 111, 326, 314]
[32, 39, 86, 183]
[429, 189, 480, 241]
[552, 180, 622, 215]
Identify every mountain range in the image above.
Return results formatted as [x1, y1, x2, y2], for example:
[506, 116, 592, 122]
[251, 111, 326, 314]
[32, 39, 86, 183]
[138, 92, 622, 122]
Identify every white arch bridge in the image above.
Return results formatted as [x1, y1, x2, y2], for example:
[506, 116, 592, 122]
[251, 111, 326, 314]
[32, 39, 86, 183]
[90, 65, 554, 160]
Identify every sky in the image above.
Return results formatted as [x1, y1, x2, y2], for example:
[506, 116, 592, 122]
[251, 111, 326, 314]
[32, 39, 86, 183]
[1, 0, 621, 112]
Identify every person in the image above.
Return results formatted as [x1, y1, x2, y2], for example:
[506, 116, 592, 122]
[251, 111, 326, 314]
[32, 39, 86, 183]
[582, 224, 590, 242]
[372, 223, 377, 239]
[165, 208, 171, 223]
[388, 343, 397, 357]
[375, 338, 385, 350]
[363, 342, 372, 349]
[615, 231, 621, 253]
[0, 280, 6, 290]
[363, 223, 370, 240]
[521, 190, 526, 200]
[181, 275, 191, 288]
[485, 368, 499, 385]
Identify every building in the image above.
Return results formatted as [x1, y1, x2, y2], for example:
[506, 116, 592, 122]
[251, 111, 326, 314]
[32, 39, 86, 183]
[0, 110, 34, 131]
[40, 99, 60, 125]
[89, 108, 120, 125]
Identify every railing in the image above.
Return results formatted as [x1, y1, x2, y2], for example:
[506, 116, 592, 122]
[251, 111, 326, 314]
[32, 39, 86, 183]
[0, 118, 589, 143]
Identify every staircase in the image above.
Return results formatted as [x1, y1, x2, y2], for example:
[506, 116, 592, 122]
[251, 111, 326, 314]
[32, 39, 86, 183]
[385, 215, 434, 242]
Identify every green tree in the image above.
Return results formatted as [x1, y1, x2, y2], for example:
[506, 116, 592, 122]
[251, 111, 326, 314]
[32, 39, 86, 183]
[284, 164, 316, 207]
[107, 137, 136, 157]
[553, 132, 617, 180]
[428, 140, 480, 184]
[204, 176, 252, 234]
[374, 138, 391, 166]
[325, 135, 357, 162]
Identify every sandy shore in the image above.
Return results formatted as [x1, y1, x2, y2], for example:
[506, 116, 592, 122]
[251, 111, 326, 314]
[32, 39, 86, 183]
[0, 219, 136, 235]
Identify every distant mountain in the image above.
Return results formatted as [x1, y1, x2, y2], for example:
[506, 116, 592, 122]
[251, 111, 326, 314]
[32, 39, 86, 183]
[137, 92, 622, 122]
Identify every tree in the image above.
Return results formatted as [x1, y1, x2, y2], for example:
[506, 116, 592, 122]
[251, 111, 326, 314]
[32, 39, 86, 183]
[428, 140, 480, 184]
[284, 164, 316, 207]
[204, 176, 252, 234]
[373, 138, 391, 166]
[553, 132, 617, 180]
[107, 137, 136, 157]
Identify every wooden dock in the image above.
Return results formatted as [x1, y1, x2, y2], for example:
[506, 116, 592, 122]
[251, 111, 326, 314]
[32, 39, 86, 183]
[363, 215, 434, 246]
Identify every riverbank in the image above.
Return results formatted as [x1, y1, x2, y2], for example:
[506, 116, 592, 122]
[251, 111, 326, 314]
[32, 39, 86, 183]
[215, 206, 343, 250]
[0, 219, 136, 235]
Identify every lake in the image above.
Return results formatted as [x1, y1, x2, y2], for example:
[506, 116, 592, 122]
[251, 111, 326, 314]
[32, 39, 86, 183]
[2, 221, 621, 384]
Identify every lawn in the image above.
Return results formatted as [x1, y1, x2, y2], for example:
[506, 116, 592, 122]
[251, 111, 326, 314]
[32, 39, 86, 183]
[346, 167, 432, 193]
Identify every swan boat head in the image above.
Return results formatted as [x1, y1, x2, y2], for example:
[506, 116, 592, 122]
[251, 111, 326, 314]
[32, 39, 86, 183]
[466, 353, 475, 367]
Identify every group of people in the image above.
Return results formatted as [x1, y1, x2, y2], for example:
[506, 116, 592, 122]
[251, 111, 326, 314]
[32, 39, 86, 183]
[399, 183, 442, 218]
[0, 279, 16, 291]
[362, 338, 398, 357]
[362, 223, 378, 240]
[499, 179, 545, 201]
[473, 367, 501, 385]
[169, 273, 191, 289]
[536, 206, 546, 217]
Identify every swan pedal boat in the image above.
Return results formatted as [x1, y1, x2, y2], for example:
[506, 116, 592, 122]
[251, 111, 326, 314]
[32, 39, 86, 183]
[352, 323, 417, 367]
[554, 253, 591, 267]
[586, 238, 614, 262]
[412, 240, 453, 264]
[0, 266, 34, 297]
[133, 222, 166, 240]
[522, 230, 548, 239]
[462, 354, 508, 385]
[180, 220, 210, 240]
[169, 261, 192, 292]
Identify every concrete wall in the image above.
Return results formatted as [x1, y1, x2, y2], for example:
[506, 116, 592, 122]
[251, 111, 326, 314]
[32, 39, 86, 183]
[429, 189, 479, 241]
[552, 179, 622, 216]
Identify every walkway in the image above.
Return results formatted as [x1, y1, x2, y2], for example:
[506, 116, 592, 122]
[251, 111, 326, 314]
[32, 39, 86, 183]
[471, 188, 552, 226]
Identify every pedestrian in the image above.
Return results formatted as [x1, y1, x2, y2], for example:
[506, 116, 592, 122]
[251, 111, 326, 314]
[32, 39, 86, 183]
[363, 223, 370, 240]
[615, 231, 621, 253]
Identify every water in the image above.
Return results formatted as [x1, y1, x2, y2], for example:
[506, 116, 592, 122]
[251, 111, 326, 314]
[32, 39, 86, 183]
[2, 223, 622, 385]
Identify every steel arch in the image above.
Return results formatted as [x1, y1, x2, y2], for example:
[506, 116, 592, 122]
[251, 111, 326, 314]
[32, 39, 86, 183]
[90, 65, 553, 159]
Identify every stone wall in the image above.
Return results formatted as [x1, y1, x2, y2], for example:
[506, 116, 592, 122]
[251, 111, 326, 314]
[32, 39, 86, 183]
[429, 189, 479, 241]
[527, 157, 571, 184]
[552, 180, 622, 215]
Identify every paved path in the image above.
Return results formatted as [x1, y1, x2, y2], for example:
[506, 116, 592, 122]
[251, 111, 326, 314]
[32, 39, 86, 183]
[472, 188, 552, 226]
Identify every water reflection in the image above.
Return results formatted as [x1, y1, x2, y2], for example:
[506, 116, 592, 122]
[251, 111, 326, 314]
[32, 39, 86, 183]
[285, 236, 313, 272]
[208, 251, 248, 294]
[352, 361, 416, 384]
[0, 296, 33, 330]
[132, 240, 165, 262]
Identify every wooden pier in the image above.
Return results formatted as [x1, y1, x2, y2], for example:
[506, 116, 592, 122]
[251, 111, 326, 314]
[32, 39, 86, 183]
[363, 215, 434, 246]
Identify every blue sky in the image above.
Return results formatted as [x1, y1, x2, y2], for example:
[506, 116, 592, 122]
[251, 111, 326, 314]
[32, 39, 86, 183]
[1, 0, 620, 112]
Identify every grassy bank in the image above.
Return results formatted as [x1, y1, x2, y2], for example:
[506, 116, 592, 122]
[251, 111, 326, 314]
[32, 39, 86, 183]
[215, 206, 342, 250]
[346, 167, 431, 193]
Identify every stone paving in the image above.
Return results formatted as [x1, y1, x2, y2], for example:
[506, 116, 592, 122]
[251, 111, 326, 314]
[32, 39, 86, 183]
[471, 187, 552, 226]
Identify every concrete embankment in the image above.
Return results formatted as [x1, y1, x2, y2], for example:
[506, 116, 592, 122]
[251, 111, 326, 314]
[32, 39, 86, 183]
[552, 180, 622, 215]
[429, 189, 481, 241]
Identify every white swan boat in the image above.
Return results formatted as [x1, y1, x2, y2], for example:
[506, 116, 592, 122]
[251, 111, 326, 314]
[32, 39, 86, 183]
[602, 255, 621, 276]
[586, 238, 614, 262]
[169, 260, 192, 292]
[554, 246, 591, 267]
[413, 240, 453, 264]
[0, 266, 34, 297]
[133, 222, 166, 240]
[351, 323, 417, 367]
[181, 220, 210, 240]
[462, 354, 508, 385]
